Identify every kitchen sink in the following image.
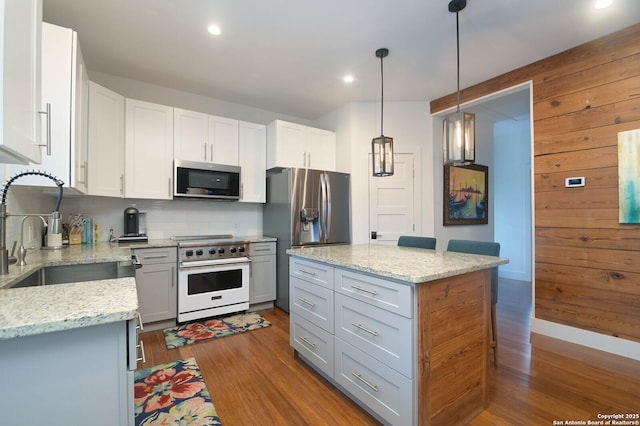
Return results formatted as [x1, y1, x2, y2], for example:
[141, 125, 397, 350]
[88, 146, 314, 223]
[10, 261, 135, 288]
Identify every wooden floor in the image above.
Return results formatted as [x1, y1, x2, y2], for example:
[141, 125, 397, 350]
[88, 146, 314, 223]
[141, 279, 640, 425]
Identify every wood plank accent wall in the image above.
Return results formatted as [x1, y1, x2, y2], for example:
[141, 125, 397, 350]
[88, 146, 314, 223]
[431, 23, 640, 343]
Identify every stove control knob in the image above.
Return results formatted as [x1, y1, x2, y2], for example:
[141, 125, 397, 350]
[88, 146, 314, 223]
[185, 250, 194, 257]
[218, 248, 225, 254]
[209, 248, 217, 255]
[230, 247, 237, 253]
[238, 247, 245, 253]
[196, 249, 204, 256]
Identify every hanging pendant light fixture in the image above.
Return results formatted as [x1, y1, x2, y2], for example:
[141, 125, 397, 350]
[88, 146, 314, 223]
[372, 48, 394, 177]
[443, 0, 475, 165]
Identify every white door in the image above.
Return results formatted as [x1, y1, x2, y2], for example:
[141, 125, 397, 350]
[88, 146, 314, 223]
[369, 153, 415, 245]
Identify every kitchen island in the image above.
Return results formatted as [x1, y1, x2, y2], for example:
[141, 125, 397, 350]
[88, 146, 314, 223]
[287, 244, 508, 426]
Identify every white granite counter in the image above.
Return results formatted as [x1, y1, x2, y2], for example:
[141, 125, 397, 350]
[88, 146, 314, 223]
[0, 236, 274, 340]
[0, 278, 137, 339]
[287, 244, 508, 284]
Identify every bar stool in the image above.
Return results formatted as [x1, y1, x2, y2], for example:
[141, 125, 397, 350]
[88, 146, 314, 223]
[397, 236, 437, 249]
[446, 239, 501, 366]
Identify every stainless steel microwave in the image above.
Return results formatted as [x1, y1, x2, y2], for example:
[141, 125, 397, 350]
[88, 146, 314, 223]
[174, 160, 241, 200]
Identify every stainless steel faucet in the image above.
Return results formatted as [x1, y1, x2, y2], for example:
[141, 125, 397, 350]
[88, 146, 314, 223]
[16, 215, 49, 266]
[0, 171, 64, 274]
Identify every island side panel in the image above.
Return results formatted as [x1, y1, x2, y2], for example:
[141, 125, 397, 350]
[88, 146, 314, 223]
[417, 269, 491, 425]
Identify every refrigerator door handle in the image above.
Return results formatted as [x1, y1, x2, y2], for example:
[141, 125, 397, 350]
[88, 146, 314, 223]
[324, 172, 332, 241]
[317, 173, 323, 242]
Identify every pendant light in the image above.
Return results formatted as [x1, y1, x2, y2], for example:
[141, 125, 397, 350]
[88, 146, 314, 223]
[372, 48, 394, 177]
[443, 0, 475, 165]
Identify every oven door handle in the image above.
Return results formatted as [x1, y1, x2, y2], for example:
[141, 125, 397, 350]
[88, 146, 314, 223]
[179, 258, 251, 269]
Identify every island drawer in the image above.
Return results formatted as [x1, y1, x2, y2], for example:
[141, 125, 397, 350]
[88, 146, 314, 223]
[290, 257, 334, 289]
[290, 276, 334, 333]
[335, 293, 413, 378]
[335, 337, 413, 426]
[334, 268, 413, 318]
[290, 313, 334, 379]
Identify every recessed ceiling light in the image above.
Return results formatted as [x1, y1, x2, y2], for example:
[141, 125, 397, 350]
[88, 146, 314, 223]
[343, 75, 355, 83]
[208, 24, 222, 36]
[593, 0, 613, 9]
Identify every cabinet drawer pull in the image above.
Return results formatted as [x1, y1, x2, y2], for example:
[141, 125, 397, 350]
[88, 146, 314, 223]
[142, 254, 168, 260]
[299, 336, 316, 348]
[351, 323, 379, 336]
[350, 285, 378, 296]
[136, 312, 144, 331]
[298, 297, 316, 308]
[351, 372, 379, 392]
[298, 268, 317, 276]
[137, 339, 146, 364]
[253, 248, 271, 252]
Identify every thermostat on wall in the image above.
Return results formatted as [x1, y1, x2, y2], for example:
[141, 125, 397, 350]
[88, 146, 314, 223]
[565, 177, 585, 187]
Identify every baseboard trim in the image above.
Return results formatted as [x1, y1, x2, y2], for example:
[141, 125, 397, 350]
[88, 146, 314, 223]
[531, 318, 640, 361]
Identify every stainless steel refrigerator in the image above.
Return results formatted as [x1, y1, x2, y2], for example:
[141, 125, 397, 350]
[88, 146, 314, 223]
[263, 168, 351, 311]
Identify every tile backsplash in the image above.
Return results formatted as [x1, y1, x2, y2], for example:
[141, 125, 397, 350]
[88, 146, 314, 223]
[6, 187, 263, 247]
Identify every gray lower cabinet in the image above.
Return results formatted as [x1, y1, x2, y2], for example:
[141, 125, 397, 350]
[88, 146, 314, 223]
[133, 247, 177, 323]
[0, 320, 138, 426]
[289, 256, 415, 426]
[249, 242, 276, 304]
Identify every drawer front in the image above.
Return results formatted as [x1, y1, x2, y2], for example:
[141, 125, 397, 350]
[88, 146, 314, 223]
[249, 242, 275, 256]
[335, 268, 413, 318]
[290, 276, 334, 333]
[133, 247, 177, 265]
[335, 338, 413, 426]
[290, 257, 334, 289]
[335, 293, 414, 378]
[290, 313, 334, 379]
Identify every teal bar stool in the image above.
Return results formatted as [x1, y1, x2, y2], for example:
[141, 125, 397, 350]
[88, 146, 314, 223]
[397, 236, 437, 250]
[446, 239, 501, 366]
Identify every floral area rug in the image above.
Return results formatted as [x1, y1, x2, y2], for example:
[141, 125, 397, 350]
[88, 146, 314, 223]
[163, 311, 272, 349]
[134, 357, 222, 426]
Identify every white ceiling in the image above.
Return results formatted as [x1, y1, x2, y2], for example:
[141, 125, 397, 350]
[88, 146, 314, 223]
[43, 0, 640, 120]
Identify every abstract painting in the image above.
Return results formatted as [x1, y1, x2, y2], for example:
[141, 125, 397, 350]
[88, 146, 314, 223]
[618, 129, 640, 223]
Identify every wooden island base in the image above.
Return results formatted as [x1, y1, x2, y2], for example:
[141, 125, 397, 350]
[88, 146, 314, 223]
[418, 269, 490, 425]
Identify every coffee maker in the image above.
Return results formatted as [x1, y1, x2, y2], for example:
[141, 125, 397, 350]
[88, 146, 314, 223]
[118, 206, 148, 242]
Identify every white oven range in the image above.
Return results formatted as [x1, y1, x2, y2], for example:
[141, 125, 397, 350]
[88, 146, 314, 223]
[173, 235, 250, 322]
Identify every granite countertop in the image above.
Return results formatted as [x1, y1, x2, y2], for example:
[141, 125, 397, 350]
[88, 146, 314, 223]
[0, 278, 138, 340]
[0, 236, 273, 340]
[287, 244, 509, 284]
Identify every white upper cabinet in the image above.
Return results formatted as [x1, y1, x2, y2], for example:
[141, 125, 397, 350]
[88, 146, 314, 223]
[173, 108, 207, 162]
[266, 120, 335, 171]
[7, 22, 88, 192]
[125, 98, 173, 200]
[238, 121, 266, 203]
[0, 0, 43, 165]
[87, 81, 125, 197]
[173, 107, 239, 166]
[209, 115, 239, 166]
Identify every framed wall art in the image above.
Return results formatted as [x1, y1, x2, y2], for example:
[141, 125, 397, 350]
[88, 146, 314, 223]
[618, 128, 640, 223]
[444, 163, 488, 225]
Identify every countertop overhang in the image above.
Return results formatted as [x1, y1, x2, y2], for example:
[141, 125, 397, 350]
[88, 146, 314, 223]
[287, 244, 509, 284]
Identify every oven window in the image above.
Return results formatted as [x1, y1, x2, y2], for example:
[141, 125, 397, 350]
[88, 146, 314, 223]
[187, 269, 242, 295]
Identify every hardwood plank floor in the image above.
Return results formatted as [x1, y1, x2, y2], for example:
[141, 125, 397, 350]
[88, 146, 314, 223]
[141, 279, 640, 425]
